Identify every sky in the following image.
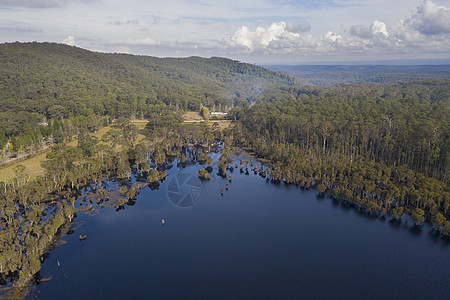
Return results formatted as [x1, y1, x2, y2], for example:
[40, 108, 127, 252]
[0, 0, 449, 63]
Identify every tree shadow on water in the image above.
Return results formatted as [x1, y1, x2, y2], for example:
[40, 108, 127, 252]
[341, 200, 357, 211]
[408, 225, 422, 237]
[295, 185, 449, 244]
[428, 229, 441, 242]
[353, 207, 378, 222]
[315, 193, 325, 200]
[442, 237, 450, 247]
[389, 218, 402, 229]
[331, 198, 340, 206]
[427, 230, 450, 247]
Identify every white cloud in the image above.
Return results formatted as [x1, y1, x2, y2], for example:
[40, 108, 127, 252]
[322, 31, 342, 43]
[405, 0, 450, 35]
[286, 23, 311, 33]
[372, 20, 389, 37]
[387, 0, 450, 49]
[349, 25, 372, 39]
[350, 20, 389, 39]
[110, 38, 160, 46]
[62, 35, 76, 46]
[227, 22, 356, 54]
[0, 0, 98, 9]
[113, 46, 130, 53]
[2, 0, 449, 62]
[176, 39, 199, 49]
[226, 0, 450, 58]
[228, 22, 302, 52]
[107, 19, 140, 26]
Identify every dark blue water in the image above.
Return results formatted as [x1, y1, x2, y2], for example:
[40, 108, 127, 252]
[30, 153, 449, 299]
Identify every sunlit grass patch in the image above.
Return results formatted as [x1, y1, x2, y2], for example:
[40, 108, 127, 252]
[0, 151, 47, 182]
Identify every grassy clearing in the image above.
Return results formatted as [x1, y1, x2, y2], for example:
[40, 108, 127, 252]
[183, 111, 234, 130]
[184, 111, 202, 121]
[211, 120, 233, 130]
[0, 118, 233, 183]
[0, 124, 134, 183]
[131, 120, 148, 143]
[0, 151, 48, 183]
[130, 119, 149, 125]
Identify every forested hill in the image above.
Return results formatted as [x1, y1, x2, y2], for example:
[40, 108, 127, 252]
[0, 42, 294, 120]
[233, 81, 449, 223]
[265, 64, 450, 86]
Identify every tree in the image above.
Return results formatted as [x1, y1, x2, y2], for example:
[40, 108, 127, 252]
[145, 110, 183, 138]
[443, 221, 450, 236]
[200, 106, 210, 119]
[431, 213, 446, 232]
[227, 107, 243, 121]
[0, 128, 7, 149]
[47, 105, 68, 120]
[390, 207, 404, 220]
[123, 123, 139, 148]
[116, 150, 131, 178]
[316, 183, 327, 194]
[53, 119, 61, 131]
[197, 168, 211, 180]
[78, 129, 99, 157]
[53, 128, 65, 144]
[115, 117, 131, 130]
[102, 129, 123, 149]
[13, 165, 29, 189]
[411, 208, 425, 225]
[22, 123, 35, 142]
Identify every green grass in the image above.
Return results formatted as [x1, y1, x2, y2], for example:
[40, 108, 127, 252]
[183, 111, 234, 130]
[0, 118, 232, 183]
[0, 150, 48, 183]
[184, 111, 203, 121]
[211, 120, 233, 130]
[0, 124, 126, 183]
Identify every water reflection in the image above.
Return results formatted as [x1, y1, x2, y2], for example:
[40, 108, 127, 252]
[389, 218, 402, 229]
[409, 225, 423, 236]
[1, 147, 449, 299]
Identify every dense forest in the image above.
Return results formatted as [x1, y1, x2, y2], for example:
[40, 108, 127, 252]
[0, 43, 293, 115]
[266, 64, 450, 86]
[0, 43, 295, 160]
[232, 81, 449, 231]
[0, 42, 294, 150]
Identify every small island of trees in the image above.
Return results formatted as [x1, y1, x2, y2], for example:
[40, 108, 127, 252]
[197, 169, 211, 180]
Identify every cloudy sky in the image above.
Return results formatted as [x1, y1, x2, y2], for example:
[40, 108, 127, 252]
[0, 0, 449, 63]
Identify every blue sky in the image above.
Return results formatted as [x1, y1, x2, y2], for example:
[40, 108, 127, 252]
[0, 0, 449, 63]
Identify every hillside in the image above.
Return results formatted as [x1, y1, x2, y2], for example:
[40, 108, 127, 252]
[265, 64, 450, 86]
[0, 42, 294, 137]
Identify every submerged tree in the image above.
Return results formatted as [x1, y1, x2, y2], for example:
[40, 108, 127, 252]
[197, 168, 211, 180]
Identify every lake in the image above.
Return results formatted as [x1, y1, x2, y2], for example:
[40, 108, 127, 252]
[29, 151, 449, 299]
